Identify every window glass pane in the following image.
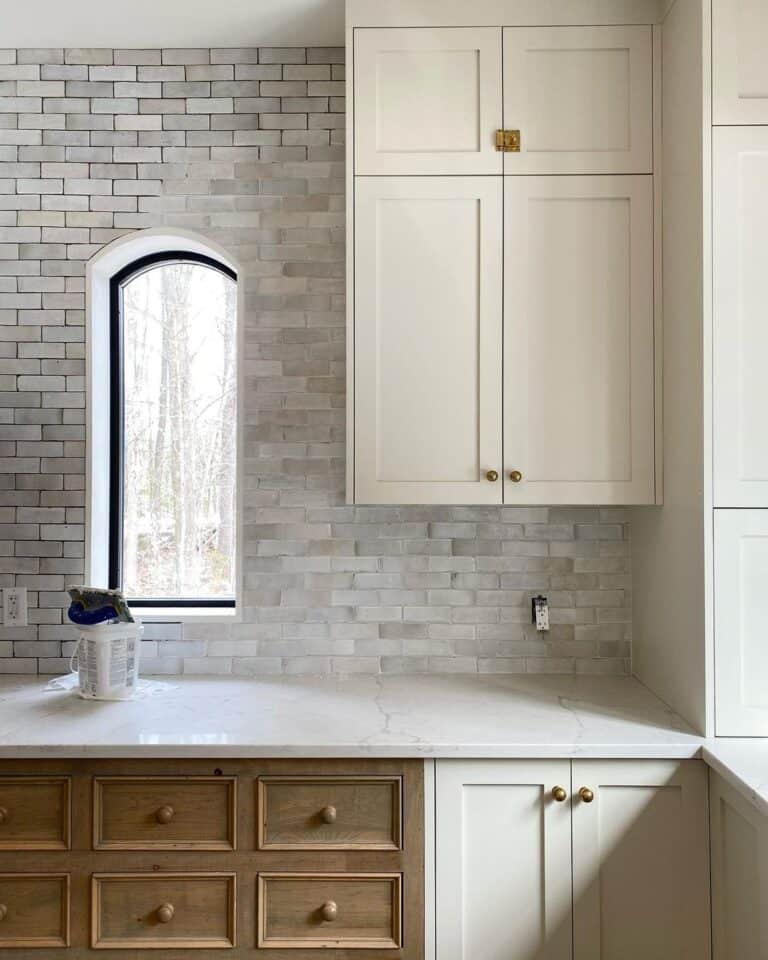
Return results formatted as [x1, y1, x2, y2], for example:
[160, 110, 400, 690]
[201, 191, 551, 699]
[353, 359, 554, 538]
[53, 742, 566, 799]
[121, 260, 236, 601]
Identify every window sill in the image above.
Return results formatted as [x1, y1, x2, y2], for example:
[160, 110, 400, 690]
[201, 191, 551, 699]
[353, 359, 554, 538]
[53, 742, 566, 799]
[134, 607, 239, 624]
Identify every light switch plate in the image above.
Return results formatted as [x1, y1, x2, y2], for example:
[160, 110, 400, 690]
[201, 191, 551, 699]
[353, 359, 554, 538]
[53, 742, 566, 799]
[3, 587, 28, 627]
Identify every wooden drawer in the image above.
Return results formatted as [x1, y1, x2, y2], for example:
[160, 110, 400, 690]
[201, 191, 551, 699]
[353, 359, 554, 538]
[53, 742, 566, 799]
[257, 776, 401, 850]
[94, 776, 236, 850]
[91, 873, 236, 949]
[0, 874, 69, 947]
[257, 873, 402, 949]
[0, 777, 70, 850]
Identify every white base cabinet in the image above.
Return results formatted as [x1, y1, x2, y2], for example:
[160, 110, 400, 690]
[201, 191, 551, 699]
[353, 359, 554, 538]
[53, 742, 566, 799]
[435, 759, 710, 960]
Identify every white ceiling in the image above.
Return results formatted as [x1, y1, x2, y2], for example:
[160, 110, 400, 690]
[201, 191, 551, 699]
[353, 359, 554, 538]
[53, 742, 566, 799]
[1, 0, 345, 48]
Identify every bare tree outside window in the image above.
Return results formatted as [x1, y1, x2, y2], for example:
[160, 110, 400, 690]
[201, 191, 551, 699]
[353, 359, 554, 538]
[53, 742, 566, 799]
[119, 260, 237, 601]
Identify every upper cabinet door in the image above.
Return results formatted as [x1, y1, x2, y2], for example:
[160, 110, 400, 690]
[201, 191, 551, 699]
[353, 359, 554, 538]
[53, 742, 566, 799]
[354, 177, 503, 505]
[354, 28, 503, 175]
[714, 0, 768, 124]
[504, 176, 655, 505]
[503, 26, 652, 174]
[713, 128, 768, 507]
[572, 760, 711, 960]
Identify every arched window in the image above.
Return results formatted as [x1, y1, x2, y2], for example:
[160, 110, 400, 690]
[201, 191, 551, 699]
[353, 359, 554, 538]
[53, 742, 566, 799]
[106, 250, 238, 609]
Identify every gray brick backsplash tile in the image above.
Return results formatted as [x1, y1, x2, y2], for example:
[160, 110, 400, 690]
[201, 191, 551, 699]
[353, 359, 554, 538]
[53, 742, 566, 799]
[0, 45, 631, 676]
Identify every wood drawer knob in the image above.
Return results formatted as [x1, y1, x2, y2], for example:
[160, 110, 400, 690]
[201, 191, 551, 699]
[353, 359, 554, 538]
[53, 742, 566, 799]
[579, 787, 594, 804]
[320, 805, 337, 824]
[156, 903, 175, 924]
[0, 904, 7, 921]
[320, 901, 338, 922]
[155, 805, 175, 824]
[0, 806, 8, 824]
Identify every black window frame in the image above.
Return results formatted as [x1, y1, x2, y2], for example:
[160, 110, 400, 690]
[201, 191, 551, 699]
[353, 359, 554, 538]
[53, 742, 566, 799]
[108, 250, 238, 609]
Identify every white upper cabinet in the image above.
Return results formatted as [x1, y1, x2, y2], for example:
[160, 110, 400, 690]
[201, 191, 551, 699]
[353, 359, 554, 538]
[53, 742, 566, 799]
[713, 128, 768, 507]
[354, 27, 503, 175]
[503, 26, 653, 174]
[504, 175, 655, 504]
[354, 176, 503, 504]
[713, 0, 768, 124]
[714, 510, 768, 736]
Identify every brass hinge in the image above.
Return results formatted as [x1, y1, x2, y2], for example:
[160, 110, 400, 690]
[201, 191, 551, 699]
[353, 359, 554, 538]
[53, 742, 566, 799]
[495, 129, 521, 153]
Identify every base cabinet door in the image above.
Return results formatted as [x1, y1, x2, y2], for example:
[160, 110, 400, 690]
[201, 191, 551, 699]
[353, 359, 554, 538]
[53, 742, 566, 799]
[571, 760, 710, 960]
[435, 760, 572, 960]
[710, 771, 768, 959]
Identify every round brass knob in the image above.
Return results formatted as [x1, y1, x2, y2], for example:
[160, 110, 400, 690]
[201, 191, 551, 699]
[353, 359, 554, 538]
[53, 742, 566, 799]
[320, 805, 337, 824]
[551, 786, 567, 802]
[155, 805, 174, 825]
[509, 470, 523, 483]
[0, 904, 7, 921]
[320, 901, 338, 923]
[0, 807, 8, 825]
[486, 470, 499, 482]
[579, 787, 594, 804]
[156, 903, 175, 924]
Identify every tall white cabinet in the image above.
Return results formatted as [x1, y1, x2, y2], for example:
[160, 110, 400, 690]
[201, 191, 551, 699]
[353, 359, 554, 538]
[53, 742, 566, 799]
[348, 14, 659, 505]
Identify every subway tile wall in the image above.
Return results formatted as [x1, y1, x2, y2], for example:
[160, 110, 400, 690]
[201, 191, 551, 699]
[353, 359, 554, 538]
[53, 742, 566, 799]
[0, 47, 631, 677]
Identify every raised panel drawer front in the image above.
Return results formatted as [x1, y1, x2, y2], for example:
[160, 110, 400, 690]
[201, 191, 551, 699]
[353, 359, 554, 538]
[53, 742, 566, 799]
[504, 175, 655, 504]
[257, 873, 402, 949]
[354, 176, 503, 505]
[0, 874, 69, 948]
[91, 873, 236, 949]
[713, 128, 768, 507]
[0, 776, 70, 850]
[714, 510, 768, 735]
[354, 27, 502, 175]
[93, 776, 236, 850]
[571, 760, 710, 960]
[503, 26, 652, 174]
[258, 776, 401, 850]
[714, 0, 768, 123]
[435, 760, 572, 960]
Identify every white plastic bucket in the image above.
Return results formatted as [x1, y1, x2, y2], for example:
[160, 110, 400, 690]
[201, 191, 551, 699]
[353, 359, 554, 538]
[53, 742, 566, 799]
[73, 621, 143, 701]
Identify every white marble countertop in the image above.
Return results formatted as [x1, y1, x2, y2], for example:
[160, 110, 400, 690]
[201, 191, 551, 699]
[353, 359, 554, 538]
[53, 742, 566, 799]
[0, 674, 764, 815]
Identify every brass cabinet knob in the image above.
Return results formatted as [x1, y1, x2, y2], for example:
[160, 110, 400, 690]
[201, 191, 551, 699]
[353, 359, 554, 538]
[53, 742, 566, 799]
[320, 805, 337, 824]
[509, 470, 523, 483]
[320, 901, 338, 922]
[156, 903, 175, 924]
[551, 786, 567, 802]
[0, 807, 8, 824]
[155, 805, 174, 825]
[486, 470, 499, 482]
[579, 787, 594, 804]
[0, 904, 7, 921]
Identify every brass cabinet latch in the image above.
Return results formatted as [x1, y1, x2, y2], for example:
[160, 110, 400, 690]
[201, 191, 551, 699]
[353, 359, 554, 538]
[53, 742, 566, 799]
[495, 129, 521, 152]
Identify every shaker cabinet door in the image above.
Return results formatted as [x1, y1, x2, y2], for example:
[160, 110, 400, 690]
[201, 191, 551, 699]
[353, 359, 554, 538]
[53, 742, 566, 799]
[503, 175, 655, 504]
[354, 27, 503, 175]
[713, 0, 768, 124]
[503, 25, 652, 174]
[435, 760, 572, 960]
[354, 177, 503, 504]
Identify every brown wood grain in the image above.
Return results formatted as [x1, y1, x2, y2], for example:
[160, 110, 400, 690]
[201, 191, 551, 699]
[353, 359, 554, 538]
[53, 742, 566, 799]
[0, 873, 70, 947]
[0, 777, 71, 850]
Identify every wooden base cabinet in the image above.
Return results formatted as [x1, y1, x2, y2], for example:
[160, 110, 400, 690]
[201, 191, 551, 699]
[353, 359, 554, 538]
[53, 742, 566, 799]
[435, 759, 710, 960]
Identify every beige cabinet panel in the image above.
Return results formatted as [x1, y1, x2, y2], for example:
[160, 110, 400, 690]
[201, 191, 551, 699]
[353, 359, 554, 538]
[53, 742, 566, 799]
[714, 510, 768, 736]
[714, 0, 768, 124]
[435, 760, 572, 960]
[571, 760, 710, 960]
[354, 27, 503, 175]
[355, 176, 503, 504]
[503, 26, 652, 174]
[504, 175, 655, 504]
[710, 771, 768, 959]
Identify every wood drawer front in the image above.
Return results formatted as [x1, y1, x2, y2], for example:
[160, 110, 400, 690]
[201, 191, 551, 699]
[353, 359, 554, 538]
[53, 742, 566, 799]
[94, 776, 236, 850]
[258, 776, 402, 850]
[257, 873, 402, 949]
[0, 874, 69, 947]
[92, 873, 236, 949]
[0, 777, 70, 850]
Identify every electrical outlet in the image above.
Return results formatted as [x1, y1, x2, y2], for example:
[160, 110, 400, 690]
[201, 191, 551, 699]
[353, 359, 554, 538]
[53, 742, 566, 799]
[532, 595, 550, 632]
[3, 587, 28, 627]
